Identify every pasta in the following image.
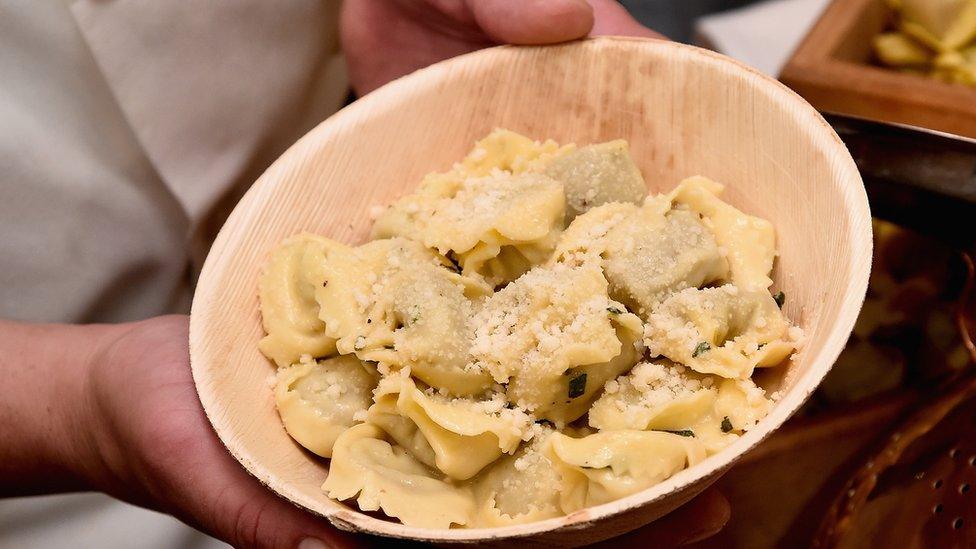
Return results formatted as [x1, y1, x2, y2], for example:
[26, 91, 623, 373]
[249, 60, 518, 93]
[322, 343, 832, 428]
[588, 361, 774, 455]
[367, 372, 530, 480]
[322, 424, 476, 529]
[548, 197, 731, 317]
[666, 176, 776, 292]
[873, 0, 976, 86]
[274, 355, 378, 458]
[548, 430, 706, 513]
[257, 130, 801, 528]
[588, 360, 718, 433]
[643, 285, 797, 379]
[470, 426, 563, 526]
[372, 129, 569, 287]
[544, 139, 648, 221]
[314, 237, 492, 395]
[468, 262, 644, 422]
[603, 206, 730, 316]
[257, 233, 339, 367]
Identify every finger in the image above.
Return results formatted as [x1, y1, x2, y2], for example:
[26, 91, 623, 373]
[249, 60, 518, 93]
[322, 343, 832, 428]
[590, 489, 730, 548]
[168, 423, 360, 549]
[467, 0, 594, 44]
[145, 389, 360, 548]
[587, 0, 667, 40]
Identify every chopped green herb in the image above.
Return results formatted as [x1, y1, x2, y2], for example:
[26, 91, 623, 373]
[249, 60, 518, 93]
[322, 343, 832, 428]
[568, 373, 587, 398]
[606, 306, 623, 315]
[721, 417, 733, 433]
[322, 280, 329, 287]
[667, 429, 695, 437]
[757, 342, 765, 349]
[445, 250, 462, 273]
[692, 341, 711, 358]
[773, 291, 786, 308]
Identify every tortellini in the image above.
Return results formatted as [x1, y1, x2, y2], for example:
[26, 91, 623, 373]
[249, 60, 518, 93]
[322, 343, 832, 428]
[544, 139, 648, 221]
[368, 373, 530, 480]
[258, 233, 339, 367]
[456, 128, 572, 177]
[257, 130, 800, 529]
[874, 0, 976, 85]
[470, 427, 563, 526]
[667, 176, 775, 292]
[589, 360, 718, 433]
[550, 199, 730, 317]
[589, 361, 774, 454]
[545, 318, 645, 425]
[315, 237, 492, 395]
[372, 130, 568, 287]
[469, 262, 643, 420]
[603, 206, 730, 316]
[644, 285, 796, 379]
[548, 430, 706, 513]
[549, 201, 639, 265]
[323, 424, 475, 529]
[275, 355, 378, 458]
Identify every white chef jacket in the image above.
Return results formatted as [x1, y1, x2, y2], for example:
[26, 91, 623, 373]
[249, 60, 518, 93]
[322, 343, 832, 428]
[0, 1, 347, 546]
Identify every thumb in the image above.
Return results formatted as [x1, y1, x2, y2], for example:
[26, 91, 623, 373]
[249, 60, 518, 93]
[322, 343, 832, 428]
[466, 0, 594, 44]
[157, 412, 360, 548]
[199, 469, 360, 549]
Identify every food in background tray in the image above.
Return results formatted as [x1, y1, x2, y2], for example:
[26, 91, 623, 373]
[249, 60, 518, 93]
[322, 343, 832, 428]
[873, 0, 976, 86]
[815, 219, 970, 407]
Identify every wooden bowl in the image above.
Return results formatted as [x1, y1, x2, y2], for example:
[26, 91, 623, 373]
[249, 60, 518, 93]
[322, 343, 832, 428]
[189, 37, 872, 546]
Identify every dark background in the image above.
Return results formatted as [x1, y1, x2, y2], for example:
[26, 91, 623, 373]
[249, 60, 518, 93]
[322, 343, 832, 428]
[621, 0, 764, 42]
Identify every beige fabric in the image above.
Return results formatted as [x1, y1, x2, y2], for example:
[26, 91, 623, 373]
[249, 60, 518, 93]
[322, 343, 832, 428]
[0, 0, 345, 546]
[71, 0, 348, 265]
[0, 0, 346, 323]
[0, 0, 189, 323]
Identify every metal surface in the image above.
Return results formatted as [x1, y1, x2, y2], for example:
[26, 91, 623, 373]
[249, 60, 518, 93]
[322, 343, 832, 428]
[814, 373, 976, 548]
[809, 115, 976, 548]
[825, 112, 976, 247]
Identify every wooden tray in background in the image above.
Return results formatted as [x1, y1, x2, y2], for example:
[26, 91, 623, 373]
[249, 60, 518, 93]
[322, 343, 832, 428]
[780, 0, 976, 138]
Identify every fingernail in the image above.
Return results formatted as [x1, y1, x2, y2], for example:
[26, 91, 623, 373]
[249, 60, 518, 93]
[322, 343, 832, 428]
[297, 538, 330, 549]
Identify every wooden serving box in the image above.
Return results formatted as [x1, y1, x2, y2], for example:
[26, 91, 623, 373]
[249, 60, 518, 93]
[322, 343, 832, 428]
[780, 0, 976, 138]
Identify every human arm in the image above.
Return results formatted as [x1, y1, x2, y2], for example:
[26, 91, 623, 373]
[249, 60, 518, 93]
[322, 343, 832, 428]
[0, 315, 354, 549]
[0, 311, 726, 548]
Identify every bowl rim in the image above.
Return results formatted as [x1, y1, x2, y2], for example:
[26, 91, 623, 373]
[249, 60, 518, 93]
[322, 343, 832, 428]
[190, 35, 872, 542]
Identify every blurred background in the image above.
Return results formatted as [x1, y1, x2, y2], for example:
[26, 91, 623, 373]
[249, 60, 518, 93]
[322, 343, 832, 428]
[625, 0, 764, 40]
